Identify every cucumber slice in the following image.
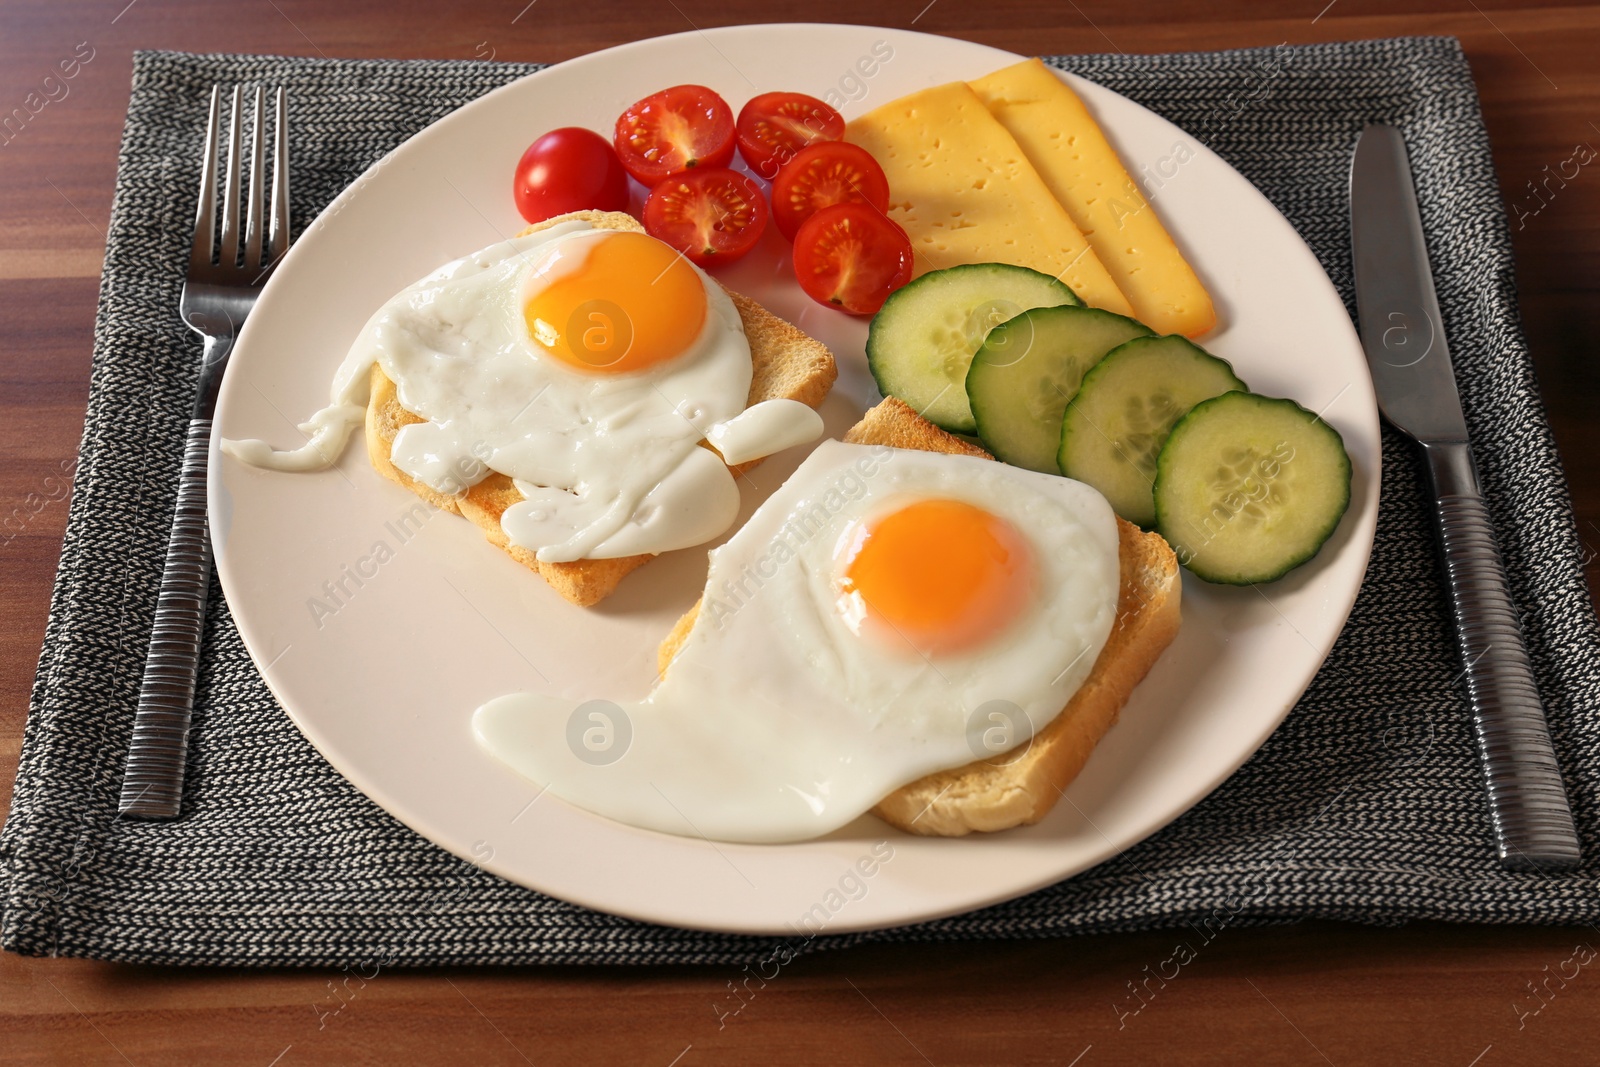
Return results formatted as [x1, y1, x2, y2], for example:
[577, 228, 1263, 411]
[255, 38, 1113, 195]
[966, 305, 1151, 472]
[1058, 335, 1247, 527]
[1153, 392, 1352, 585]
[866, 263, 1081, 434]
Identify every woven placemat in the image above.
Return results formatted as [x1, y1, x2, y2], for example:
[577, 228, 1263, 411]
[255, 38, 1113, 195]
[4, 37, 1599, 967]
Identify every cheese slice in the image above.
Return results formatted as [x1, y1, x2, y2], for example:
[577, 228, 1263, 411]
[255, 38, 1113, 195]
[970, 58, 1216, 337]
[845, 81, 1133, 317]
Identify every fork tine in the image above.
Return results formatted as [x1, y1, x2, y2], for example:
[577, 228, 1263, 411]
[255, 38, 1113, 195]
[220, 85, 244, 267]
[188, 86, 221, 271]
[243, 87, 266, 272]
[269, 87, 291, 263]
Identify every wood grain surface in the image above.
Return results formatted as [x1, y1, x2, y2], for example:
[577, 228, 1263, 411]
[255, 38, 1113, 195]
[3, 1, 1599, 1063]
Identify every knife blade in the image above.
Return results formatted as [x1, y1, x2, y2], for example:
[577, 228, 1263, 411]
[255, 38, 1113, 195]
[1350, 123, 1580, 872]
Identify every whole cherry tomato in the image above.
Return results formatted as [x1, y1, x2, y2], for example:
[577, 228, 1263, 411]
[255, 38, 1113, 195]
[512, 127, 630, 225]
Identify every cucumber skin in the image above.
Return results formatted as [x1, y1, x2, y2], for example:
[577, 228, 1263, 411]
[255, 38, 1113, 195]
[1057, 335, 1247, 529]
[1152, 392, 1352, 585]
[866, 263, 1081, 435]
[965, 305, 1152, 473]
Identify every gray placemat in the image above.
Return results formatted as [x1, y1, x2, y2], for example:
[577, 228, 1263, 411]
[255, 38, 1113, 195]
[4, 37, 1598, 967]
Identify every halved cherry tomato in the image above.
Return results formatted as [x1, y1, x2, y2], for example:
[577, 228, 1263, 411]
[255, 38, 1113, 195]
[613, 85, 736, 187]
[513, 127, 631, 225]
[736, 92, 845, 180]
[770, 141, 890, 242]
[792, 202, 913, 315]
[643, 167, 769, 267]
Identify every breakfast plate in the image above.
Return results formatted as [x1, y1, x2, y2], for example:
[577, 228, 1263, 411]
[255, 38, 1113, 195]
[210, 23, 1379, 934]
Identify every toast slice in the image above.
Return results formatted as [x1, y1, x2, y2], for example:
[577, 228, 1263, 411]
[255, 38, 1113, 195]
[657, 396, 1182, 837]
[365, 210, 838, 607]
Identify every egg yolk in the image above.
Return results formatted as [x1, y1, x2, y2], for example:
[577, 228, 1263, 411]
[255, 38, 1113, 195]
[836, 498, 1037, 657]
[524, 231, 707, 375]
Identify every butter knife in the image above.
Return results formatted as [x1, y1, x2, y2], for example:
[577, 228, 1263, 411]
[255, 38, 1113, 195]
[1350, 124, 1580, 871]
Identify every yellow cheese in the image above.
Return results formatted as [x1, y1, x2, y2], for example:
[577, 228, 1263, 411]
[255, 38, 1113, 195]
[845, 81, 1133, 317]
[970, 58, 1216, 337]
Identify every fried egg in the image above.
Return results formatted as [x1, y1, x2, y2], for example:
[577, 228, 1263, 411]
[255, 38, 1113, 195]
[223, 220, 824, 562]
[474, 441, 1121, 843]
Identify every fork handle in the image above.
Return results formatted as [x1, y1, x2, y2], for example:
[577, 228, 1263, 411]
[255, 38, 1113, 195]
[119, 417, 215, 818]
[1424, 441, 1581, 871]
[119, 333, 234, 819]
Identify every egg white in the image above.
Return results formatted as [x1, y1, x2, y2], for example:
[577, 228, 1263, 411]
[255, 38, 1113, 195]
[474, 440, 1121, 843]
[362, 222, 762, 562]
[223, 220, 824, 563]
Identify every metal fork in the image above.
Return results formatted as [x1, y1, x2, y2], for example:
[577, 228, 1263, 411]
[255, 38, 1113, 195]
[118, 85, 291, 819]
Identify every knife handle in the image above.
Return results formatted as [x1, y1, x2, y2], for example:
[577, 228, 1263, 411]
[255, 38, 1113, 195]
[1424, 441, 1581, 871]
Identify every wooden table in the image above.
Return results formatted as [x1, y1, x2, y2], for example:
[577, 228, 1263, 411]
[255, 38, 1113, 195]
[3, 1, 1597, 1062]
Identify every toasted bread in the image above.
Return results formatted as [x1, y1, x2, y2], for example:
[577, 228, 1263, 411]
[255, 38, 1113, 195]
[657, 396, 1182, 836]
[364, 210, 838, 607]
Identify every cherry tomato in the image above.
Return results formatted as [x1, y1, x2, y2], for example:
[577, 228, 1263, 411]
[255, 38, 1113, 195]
[512, 127, 630, 225]
[613, 85, 736, 187]
[735, 92, 845, 180]
[770, 141, 890, 242]
[792, 202, 913, 315]
[643, 167, 769, 267]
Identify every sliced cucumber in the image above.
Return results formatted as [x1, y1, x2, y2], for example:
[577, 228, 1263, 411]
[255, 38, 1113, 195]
[1058, 335, 1247, 527]
[965, 306, 1152, 472]
[1153, 392, 1351, 585]
[866, 263, 1081, 434]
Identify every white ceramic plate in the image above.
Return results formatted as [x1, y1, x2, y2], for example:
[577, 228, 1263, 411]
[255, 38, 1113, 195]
[211, 24, 1379, 935]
